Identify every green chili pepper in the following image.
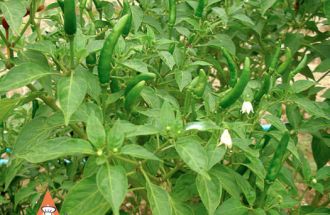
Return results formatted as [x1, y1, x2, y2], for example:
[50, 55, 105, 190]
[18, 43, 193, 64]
[219, 57, 250, 109]
[286, 104, 302, 129]
[289, 54, 308, 79]
[86, 53, 97, 70]
[195, 0, 207, 18]
[110, 78, 120, 93]
[254, 73, 271, 104]
[32, 99, 39, 119]
[277, 47, 292, 75]
[125, 80, 146, 112]
[125, 72, 156, 96]
[168, 0, 176, 37]
[221, 47, 237, 87]
[269, 42, 281, 72]
[64, 0, 77, 35]
[97, 14, 130, 85]
[121, 0, 132, 37]
[265, 132, 290, 183]
[189, 69, 207, 99]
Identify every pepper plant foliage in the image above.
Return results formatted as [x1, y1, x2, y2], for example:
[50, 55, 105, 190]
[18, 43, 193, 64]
[0, 0, 330, 214]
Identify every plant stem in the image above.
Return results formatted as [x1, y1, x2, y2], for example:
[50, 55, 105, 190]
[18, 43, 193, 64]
[316, 70, 330, 82]
[69, 36, 75, 69]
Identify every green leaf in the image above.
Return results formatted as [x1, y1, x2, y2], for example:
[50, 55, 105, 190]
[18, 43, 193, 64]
[0, 63, 55, 92]
[0, 0, 26, 34]
[18, 137, 94, 163]
[26, 40, 56, 55]
[97, 163, 128, 215]
[61, 175, 111, 215]
[170, 199, 194, 215]
[215, 198, 248, 215]
[292, 80, 315, 93]
[233, 138, 259, 158]
[57, 73, 87, 125]
[196, 174, 222, 215]
[315, 58, 330, 73]
[234, 173, 256, 206]
[207, 34, 236, 55]
[312, 133, 330, 169]
[0, 98, 20, 121]
[131, 5, 144, 32]
[207, 145, 226, 170]
[14, 182, 37, 208]
[232, 13, 255, 26]
[175, 136, 209, 177]
[159, 51, 176, 70]
[5, 159, 23, 191]
[107, 120, 125, 149]
[294, 97, 329, 119]
[146, 181, 172, 215]
[13, 116, 64, 154]
[80, 70, 101, 103]
[121, 59, 149, 73]
[87, 114, 106, 148]
[211, 165, 241, 199]
[264, 115, 287, 132]
[324, 0, 330, 24]
[175, 69, 192, 91]
[260, 0, 277, 16]
[120, 144, 160, 161]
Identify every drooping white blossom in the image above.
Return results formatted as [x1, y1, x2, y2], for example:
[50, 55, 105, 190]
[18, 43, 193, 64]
[218, 129, 232, 149]
[241, 101, 254, 114]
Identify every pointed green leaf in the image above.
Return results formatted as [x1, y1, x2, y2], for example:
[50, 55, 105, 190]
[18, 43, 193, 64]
[18, 137, 94, 163]
[87, 114, 106, 148]
[0, 0, 26, 34]
[175, 136, 209, 177]
[146, 181, 172, 215]
[196, 174, 222, 215]
[0, 63, 55, 92]
[0, 98, 20, 121]
[57, 73, 87, 125]
[159, 51, 176, 70]
[96, 164, 128, 215]
[120, 144, 160, 161]
[61, 175, 111, 215]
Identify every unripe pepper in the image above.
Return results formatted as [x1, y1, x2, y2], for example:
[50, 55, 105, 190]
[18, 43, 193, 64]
[97, 14, 130, 85]
[86, 53, 97, 70]
[277, 47, 292, 75]
[254, 73, 270, 104]
[289, 54, 308, 79]
[269, 42, 281, 72]
[220, 47, 237, 87]
[125, 80, 146, 112]
[125, 72, 156, 96]
[265, 132, 290, 183]
[121, 0, 132, 37]
[195, 0, 207, 18]
[188, 69, 207, 99]
[64, 0, 77, 35]
[219, 57, 250, 109]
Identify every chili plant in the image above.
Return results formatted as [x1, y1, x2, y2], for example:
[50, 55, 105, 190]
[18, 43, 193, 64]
[0, 0, 329, 214]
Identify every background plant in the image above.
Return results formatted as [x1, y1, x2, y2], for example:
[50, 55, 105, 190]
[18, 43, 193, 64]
[0, 0, 329, 214]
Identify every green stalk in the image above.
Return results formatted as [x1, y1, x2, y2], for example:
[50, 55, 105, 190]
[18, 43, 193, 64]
[69, 36, 75, 69]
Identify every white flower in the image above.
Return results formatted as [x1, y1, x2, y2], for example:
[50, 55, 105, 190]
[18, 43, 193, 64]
[241, 101, 254, 114]
[218, 129, 232, 149]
